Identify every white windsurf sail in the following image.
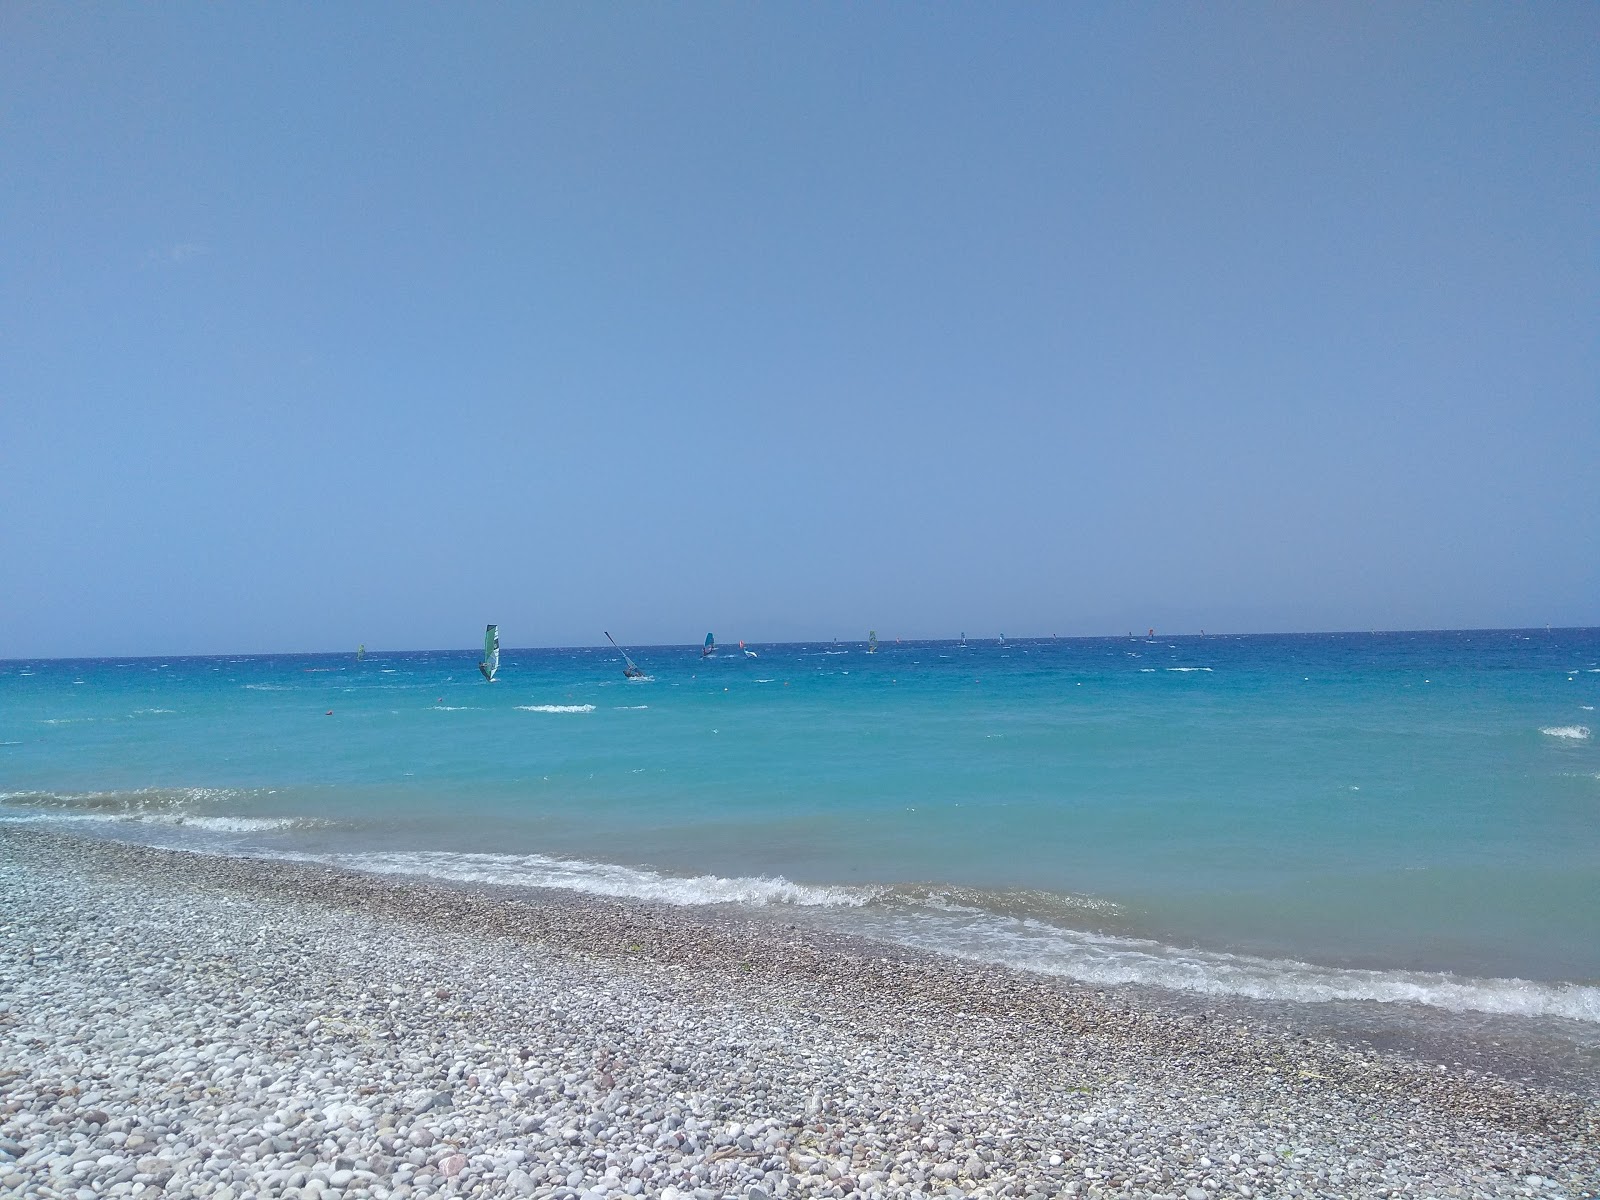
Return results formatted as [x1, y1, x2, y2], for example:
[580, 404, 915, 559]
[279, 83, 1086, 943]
[479, 625, 500, 682]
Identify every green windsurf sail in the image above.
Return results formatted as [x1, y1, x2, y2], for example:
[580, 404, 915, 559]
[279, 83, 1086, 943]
[479, 625, 500, 682]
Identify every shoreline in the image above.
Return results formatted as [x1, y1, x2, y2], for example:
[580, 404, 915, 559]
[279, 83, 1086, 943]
[2, 826, 1596, 1198]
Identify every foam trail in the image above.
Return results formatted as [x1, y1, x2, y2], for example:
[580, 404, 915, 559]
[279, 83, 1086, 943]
[146, 815, 301, 833]
[269, 849, 1600, 1024]
[1541, 725, 1591, 740]
[516, 704, 596, 714]
[835, 910, 1600, 1024]
[297, 849, 877, 908]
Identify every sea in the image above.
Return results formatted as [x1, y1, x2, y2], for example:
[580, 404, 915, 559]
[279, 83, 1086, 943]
[3, 629, 1598, 1048]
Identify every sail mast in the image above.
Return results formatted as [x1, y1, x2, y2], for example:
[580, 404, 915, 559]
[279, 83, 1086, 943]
[605, 631, 643, 678]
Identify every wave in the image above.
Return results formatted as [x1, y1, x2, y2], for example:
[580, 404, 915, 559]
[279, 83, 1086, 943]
[614, 705, 649, 710]
[130, 708, 175, 716]
[304, 850, 873, 908]
[836, 909, 1600, 1024]
[0, 789, 315, 834]
[1541, 725, 1591, 740]
[516, 704, 596, 714]
[0, 786, 247, 813]
[0, 808, 306, 834]
[275, 848, 1600, 1024]
[1166, 667, 1213, 673]
[156, 815, 300, 832]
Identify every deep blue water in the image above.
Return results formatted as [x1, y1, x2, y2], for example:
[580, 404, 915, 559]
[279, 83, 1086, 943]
[3, 629, 1597, 1023]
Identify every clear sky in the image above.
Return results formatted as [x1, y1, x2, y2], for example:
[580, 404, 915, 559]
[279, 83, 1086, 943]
[2, 5, 1595, 656]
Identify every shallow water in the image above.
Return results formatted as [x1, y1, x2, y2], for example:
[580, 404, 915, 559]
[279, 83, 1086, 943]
[2, 629, 1597, 1024]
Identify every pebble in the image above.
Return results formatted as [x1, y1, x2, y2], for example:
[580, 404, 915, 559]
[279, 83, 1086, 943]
[1, 826, 1595, 1200]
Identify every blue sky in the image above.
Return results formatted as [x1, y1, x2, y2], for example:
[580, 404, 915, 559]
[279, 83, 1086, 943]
[2, 5, 1595, 656]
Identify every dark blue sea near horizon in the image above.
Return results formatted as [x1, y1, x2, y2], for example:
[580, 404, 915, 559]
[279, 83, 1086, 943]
[3, 629, 1597, 1030]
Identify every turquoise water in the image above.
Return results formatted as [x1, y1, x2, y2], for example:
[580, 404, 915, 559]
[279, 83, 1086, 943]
[3, 630, 1597, 1022]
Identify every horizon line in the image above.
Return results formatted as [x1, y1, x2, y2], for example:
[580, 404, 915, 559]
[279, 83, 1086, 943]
[3, 624, 1595, 664]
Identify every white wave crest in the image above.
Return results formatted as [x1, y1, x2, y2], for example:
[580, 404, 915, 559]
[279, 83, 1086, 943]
[305, 850, 877, 908]
[614, 705, 649, 710]
[839, 911, 1600, 1024]
[130, 708, 176, 715]
[146, 815, 301, 833]
[516, 704, 596, 714]
[1166, 667, 1213, 673]
[0, 786, 246, 812]
[283, 848, 1600, 1023]
[1541, 725, 1591, 740]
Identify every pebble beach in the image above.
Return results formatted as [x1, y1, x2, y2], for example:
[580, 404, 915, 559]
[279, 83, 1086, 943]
[1, 827, 1595, 1200]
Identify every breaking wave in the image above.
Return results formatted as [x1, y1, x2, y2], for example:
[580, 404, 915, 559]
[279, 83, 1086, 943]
[265, 849, 1600, 1024]
[0, 788, 310, 836]
[516, 704, 597, 714]
[1541, 726, 1591, 740]
[0, 787, 247, 813]
[303, 849, 872, 908]
[832, 909, 1600, 1024]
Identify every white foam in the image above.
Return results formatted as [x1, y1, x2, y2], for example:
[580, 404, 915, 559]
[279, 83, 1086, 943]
[613, 705, 649, 710]
[516, 704, 596, 714]
[0, 810, 299, 834]
[292, 848, 1600, 1022]
[1166, 667, 1213, 673]
[0, 810, 126, 825]
[840, 910, 1600, 1024]
[155, 815, 299, 833]
[1541, 726, 1591, 740]
[308, 850, 876, 908]
[130, 708, 175, 716]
